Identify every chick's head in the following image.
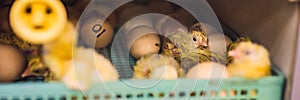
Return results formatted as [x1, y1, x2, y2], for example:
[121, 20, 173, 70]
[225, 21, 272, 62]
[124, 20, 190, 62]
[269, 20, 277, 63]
[228, 41, 270, 66]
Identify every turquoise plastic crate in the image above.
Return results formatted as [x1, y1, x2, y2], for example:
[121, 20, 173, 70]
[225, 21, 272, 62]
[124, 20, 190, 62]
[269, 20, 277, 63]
[0, 25, 285, 100]
[0, 68, 284, 100]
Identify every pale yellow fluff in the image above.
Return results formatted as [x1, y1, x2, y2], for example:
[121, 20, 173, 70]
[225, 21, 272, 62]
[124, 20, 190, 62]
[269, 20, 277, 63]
[62, 47, 119, 90]
[133, 54, 183, 80]
[227, 41, 271, 79]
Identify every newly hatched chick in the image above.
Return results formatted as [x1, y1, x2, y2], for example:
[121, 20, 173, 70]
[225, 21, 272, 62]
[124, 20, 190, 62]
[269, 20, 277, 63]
[189, 23, 209, 49]
[43, 22, 76, 79]
[162, 31, 225, 72]
[62, 47, 119, 90]
[227, 41, 271, 79]
[162, 30, 196, 62]
[133, 54, 183, 80]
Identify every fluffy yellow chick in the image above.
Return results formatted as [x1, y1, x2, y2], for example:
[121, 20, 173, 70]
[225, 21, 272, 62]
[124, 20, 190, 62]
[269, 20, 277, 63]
[133, 54, 183, 80]
[227, 41, 271, 79]
[43, 22, 76, 79]
[62, 47, 119, 90]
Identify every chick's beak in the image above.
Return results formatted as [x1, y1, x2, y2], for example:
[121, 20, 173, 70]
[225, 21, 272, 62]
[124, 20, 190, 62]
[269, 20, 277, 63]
[228, 48, 240, 58]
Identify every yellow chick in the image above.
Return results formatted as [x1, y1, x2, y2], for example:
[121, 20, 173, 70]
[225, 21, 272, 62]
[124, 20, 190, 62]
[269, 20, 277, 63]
[42, 22, 76, 79]
[62, 47, 119, 90]
[227, 41, 271, 79]
[133, 54, 183, 80]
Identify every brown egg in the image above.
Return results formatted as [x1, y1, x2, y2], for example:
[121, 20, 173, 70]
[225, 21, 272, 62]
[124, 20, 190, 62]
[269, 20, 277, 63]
[186, 62, 228, 79]
[80, 16, 114, 49]
[127, 26, 161, 59]
[0, 44, 26, 82]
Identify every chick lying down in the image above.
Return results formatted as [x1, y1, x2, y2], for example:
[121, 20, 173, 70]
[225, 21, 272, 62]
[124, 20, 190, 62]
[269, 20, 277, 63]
[62, 47, 119, 90]
[227, 41, 271, 79]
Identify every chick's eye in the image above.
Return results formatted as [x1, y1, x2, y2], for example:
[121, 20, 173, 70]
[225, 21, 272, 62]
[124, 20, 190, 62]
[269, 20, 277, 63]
[25, 6, 32, 14]
[192, 37, 197, 41]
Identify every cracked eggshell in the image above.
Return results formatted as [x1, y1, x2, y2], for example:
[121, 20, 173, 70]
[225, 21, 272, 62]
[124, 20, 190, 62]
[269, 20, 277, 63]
[186, 62, 229, 79]
[127, 26, 161, 59]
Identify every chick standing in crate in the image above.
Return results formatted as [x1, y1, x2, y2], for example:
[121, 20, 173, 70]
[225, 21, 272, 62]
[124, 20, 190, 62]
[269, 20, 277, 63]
[9, 0, 118, 90]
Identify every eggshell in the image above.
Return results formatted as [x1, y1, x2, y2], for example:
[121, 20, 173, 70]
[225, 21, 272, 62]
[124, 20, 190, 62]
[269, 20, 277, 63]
[186, 62, 228, 79]
[80, 17, 114, 49]
[127, 26, 160, 59]
[0, 44, 26, 82]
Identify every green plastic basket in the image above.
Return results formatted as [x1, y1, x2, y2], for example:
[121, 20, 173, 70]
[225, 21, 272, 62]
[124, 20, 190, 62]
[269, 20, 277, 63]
[0, 26, 285, 100]
[0, 68, 284, 100]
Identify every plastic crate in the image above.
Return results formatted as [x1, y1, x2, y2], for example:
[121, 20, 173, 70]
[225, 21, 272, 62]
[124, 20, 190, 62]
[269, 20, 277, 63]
[0, 68, 284, 100]
[0, 26, 285, 100]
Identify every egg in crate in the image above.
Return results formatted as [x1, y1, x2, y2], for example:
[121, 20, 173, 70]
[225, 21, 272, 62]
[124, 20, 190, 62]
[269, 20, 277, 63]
[186, 62, 229, 79]
[126, 26, 161, 59]
[80, 16, 114, 49]
[0, 44, 27, 82]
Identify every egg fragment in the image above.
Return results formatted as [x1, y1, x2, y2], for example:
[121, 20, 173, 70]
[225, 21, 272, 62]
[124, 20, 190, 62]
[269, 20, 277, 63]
[80, 16, 114, 49]
[127, 26, 161, 59]
[186, 62, 228, 79]
[10, 0, 67, 44]
[0, 44, 26, 82]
